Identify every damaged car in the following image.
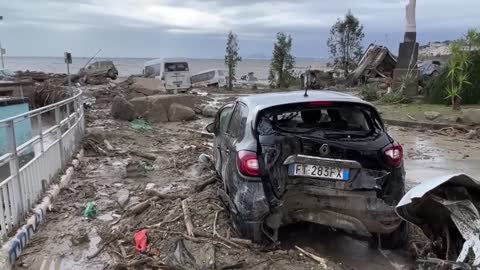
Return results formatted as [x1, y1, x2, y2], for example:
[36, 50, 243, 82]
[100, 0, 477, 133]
[78, 60, 118, 80]
[207, 90, 407, 248]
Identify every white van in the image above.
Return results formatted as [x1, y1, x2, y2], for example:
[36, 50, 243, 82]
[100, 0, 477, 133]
[143, 58, 191, 93]
[191, 69, 227, 88]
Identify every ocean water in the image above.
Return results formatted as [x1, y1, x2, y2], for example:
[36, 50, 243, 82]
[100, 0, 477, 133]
[3, 57, 326, 80]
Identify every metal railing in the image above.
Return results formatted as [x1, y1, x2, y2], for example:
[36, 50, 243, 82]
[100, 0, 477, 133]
[0, 89, 84, 241]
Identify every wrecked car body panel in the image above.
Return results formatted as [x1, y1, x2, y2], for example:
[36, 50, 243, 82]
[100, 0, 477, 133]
[396, 173, 480, 268]
[279, 188, 401, 236]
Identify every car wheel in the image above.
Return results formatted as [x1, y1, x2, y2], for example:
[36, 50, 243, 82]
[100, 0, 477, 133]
[377, 221, 409, 249]
[107, 69, 117, 79]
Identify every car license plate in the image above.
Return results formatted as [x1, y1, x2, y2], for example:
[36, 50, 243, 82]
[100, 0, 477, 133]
[288, 164, 349, 181]
[173, 81, 183, 84]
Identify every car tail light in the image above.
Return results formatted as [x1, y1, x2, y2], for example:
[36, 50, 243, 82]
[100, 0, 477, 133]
[237, 150, 260, 177]
[308, 101, 333, 106]
[383, 143, 403, 167]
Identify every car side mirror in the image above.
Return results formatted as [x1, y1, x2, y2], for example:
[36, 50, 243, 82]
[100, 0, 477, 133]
[206, 122, 215, 133]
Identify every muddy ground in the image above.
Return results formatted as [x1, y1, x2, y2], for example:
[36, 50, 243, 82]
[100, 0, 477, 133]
[14, 85, 480, 270]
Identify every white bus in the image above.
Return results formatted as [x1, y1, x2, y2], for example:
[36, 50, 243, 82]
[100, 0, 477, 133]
[191, 69, 227, 88]
[143, 58, 191, 93]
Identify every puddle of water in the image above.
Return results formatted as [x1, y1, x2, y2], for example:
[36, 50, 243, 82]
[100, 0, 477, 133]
[405, 158, 480, 185]
[388, 127, 480, 185]
[38, 228, 104, 270]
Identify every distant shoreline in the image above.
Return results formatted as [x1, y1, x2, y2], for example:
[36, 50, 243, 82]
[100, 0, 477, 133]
[3, 57, 327, 79]
[3, 55, 328, 62]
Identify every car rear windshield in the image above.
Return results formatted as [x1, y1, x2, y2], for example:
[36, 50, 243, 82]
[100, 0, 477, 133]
[256, 102, 384, 139]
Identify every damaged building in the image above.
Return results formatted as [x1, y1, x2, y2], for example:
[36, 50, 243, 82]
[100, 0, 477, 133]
[349, 44, 398, 86]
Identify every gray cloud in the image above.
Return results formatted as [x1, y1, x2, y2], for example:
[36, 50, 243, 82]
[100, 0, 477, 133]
[0, 0, 478, 57]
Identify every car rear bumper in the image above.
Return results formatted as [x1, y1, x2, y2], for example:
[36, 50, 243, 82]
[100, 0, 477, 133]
[267, 187, 401, 236]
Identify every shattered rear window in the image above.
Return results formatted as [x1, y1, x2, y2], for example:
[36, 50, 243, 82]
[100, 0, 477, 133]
[257, 103, 383, 139]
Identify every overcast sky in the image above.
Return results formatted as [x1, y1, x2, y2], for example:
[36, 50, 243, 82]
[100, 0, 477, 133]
[1, 0, 479, 58]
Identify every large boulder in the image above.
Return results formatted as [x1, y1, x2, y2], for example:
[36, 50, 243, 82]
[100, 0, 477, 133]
[130, 77, 165, 96]
[460, 109, 480, 125]
[130, 95, 195, 110]
[201, 105, 218, 117]
[149, 94, 196, 110]
[111, 96, 136, 121]
[168, 103, 196, 122]
[424, 111, 441, 121]
[128, 94, 198, 122]
[145, 99, 168, 123]
[130, 96, 152, 116]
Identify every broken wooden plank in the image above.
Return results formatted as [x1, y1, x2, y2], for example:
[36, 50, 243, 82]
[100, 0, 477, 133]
[182, 199, 195, 237]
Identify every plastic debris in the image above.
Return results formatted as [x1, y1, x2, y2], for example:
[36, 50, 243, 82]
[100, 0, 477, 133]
[166, 239, 200, 270]
[84, 202, 98, 219]
[131, 119, 153, 132]
[198, 153, 212, 164]
[134, 229, 149, 253]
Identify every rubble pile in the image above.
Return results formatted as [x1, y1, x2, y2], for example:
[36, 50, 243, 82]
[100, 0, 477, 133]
[110, 94, 197, 123]
[300, 70, 335, 90]
[15, 70, 68, 83]
[14, 70, 120, 107]
[349, 44, 397, 87]
[33, 79, 70, 107]
[429, 126, 480, 140]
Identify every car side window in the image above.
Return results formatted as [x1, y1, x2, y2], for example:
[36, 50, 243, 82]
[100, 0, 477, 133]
[227, 102, 248, 139]
[218, 107, 233, 134]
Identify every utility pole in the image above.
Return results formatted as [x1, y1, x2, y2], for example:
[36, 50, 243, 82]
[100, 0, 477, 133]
[0, 40, 4, 69]
[0, 16, 4, 69]
[64, 52, 72, 87]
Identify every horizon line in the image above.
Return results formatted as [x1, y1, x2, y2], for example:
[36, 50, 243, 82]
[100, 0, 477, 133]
[3, 55, 327, 60]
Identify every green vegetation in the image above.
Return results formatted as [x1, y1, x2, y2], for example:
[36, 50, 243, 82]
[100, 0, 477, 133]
[327, 10, 365, 76]
[268, 32, 295, 88]
[465, 28, 480, 52]
[225, 31, 242, 90]
[444, 42, 472, 110]
[360, 84, 378, 101]
[378, 90, 411, 105]
[426, 29, 480, 108]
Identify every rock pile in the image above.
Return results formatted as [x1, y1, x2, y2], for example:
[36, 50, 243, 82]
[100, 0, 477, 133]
[111, 94, 197, 122]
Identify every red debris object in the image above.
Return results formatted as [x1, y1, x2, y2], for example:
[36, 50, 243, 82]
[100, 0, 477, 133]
[134, 229, 149, 253]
